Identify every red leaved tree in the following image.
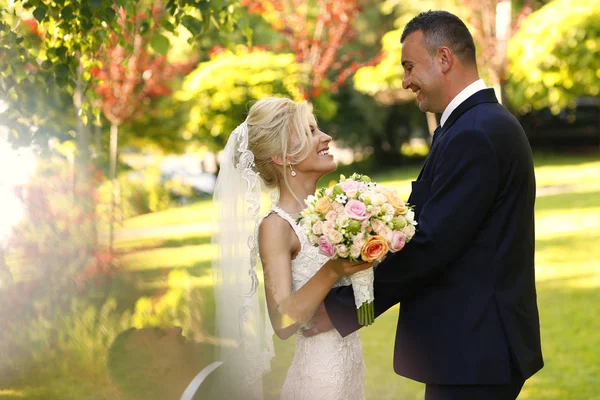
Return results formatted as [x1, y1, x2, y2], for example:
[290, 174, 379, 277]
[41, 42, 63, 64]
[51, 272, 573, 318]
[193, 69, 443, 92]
[243, 0, 383, 99]
[94, 4, 195, 250]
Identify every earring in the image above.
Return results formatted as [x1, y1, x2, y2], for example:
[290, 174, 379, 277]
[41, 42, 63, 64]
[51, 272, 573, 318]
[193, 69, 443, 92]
[289, 164, 297, 177]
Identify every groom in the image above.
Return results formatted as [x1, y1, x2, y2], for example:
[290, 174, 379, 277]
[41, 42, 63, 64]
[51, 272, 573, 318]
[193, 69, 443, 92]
[307, 10, 543, 400]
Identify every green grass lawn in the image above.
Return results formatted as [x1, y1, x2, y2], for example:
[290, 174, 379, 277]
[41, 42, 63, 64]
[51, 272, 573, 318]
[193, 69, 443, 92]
[107, 153, 600, 400]
[6, 154, 595, 399]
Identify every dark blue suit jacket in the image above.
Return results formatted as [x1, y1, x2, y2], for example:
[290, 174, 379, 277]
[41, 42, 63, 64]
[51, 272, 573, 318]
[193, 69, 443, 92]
[325, 89, 543, 385]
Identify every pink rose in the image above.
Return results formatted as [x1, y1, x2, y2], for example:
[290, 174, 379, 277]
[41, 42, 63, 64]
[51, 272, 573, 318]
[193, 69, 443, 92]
[341, 180, 365, 199]
[344, 200, 369, 220]
[312, 220, 324, 235]
[341, 180, 363, 192]
[319, 236, 336, 258]
[389, 231, 406, 252]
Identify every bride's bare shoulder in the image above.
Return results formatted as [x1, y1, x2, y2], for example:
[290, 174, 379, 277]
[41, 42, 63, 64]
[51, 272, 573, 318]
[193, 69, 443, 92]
[260, 212, 293, 237]
[258, 212, 298, 253]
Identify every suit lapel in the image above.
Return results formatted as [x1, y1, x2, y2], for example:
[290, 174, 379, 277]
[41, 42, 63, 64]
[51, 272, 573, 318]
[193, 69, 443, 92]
[435, 88, 499, 141]
[413, 89, 499, 183]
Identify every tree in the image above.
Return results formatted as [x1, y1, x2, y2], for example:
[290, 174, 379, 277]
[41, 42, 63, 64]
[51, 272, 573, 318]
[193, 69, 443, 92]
[505, 0, 600, 114]
[242, 0, 383, 100]
[178, 47, 313, 150]
[456, 0, 537, 105]
[0, 0, 248, 180]
[93, 3, 196, 250]
[1, 0, 248, 253]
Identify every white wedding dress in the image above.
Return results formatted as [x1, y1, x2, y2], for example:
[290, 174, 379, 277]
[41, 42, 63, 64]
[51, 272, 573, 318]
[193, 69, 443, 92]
[268, 206, 366, 400]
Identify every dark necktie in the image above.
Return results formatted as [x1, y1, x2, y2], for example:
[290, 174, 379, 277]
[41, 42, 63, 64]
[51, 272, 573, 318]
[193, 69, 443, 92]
[431, 125, 442, 147]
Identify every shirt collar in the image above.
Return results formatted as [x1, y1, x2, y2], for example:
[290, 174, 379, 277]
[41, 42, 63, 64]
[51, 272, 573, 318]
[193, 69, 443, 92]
[180, 361, 223, 400]
[440, 79, 487, 127]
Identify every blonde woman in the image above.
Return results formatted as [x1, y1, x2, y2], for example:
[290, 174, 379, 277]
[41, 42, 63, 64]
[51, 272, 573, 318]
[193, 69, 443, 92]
[212, 97, 370, 400]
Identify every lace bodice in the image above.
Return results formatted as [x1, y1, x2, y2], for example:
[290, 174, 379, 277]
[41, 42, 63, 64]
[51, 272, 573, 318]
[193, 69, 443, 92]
[269, 205, 352, 291]
[267, 206, 365, 400]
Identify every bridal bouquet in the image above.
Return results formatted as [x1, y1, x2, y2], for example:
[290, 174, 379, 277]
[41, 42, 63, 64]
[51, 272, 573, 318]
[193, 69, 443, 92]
[298, 173, 417, 326]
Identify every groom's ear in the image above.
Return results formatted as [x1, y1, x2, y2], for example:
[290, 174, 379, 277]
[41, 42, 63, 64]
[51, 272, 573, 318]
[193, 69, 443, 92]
[438, 47, 453, 73]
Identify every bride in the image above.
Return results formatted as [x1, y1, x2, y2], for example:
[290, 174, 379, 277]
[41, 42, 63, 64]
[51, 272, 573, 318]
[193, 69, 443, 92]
[212, 97, 370, 400]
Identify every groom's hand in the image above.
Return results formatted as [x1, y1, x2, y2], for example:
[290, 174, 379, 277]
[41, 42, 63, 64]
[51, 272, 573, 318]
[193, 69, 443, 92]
[302, 303, 334, 337]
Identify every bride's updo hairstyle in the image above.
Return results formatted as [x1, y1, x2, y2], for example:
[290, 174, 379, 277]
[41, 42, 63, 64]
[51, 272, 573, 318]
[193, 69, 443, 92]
[246, 97, 315, 197]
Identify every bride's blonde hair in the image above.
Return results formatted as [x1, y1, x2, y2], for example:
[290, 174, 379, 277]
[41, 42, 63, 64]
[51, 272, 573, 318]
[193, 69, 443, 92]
[246, 97, 315, 203]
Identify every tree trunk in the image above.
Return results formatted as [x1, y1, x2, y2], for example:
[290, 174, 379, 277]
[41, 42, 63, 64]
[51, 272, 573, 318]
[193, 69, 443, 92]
[73, 63, 97, 250]
[108, 122, 119, 253]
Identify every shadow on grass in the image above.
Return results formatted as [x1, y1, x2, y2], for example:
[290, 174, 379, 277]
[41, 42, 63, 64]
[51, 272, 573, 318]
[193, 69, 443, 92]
[117, 234, 211, 254]
[532, 151, 600, 168]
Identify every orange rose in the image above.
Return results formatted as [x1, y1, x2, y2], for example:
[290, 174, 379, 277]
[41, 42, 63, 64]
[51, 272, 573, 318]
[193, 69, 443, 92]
[361, 235, 389, 262]
[384, 190, 407, 214]
[315, 197, 332, 214]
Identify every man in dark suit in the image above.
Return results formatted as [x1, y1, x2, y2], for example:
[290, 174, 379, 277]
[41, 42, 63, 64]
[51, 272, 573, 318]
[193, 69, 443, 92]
[107, 326, 226, 400]
[306, 10, 543, 400]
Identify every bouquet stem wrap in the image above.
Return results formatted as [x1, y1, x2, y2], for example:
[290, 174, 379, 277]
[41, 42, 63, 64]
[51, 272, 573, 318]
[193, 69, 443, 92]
[350, 267, 374, 326]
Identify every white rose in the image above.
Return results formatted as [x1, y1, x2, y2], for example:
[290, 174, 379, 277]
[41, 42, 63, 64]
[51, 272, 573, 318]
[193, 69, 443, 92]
[308, 234, 320, 245]
[336, 214, 350, 228]
[345, 188, 359, 199]
[329, 230, 344, 244]
[305, 195, 316, 206]
[336, 244, 350, 258]
[406, 209, 417, 225]
[403, 224, 416, 239]
[371, 193, 387, 207]
[350, 243, 362, 259]
[381, 226, 393, 242]
[382, 203, 395, 216]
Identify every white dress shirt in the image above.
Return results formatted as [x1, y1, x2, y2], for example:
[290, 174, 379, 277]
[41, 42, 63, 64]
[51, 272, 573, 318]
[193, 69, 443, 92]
[180, 361, 223, 400]
[440, 79, 488, 127]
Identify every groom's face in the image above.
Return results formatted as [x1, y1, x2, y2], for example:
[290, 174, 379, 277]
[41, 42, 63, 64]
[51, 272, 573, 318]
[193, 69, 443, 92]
[401, 30, 444, 113]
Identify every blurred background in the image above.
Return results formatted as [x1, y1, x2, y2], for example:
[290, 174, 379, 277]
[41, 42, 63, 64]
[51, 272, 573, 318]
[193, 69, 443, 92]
[0, 0, 598, 398]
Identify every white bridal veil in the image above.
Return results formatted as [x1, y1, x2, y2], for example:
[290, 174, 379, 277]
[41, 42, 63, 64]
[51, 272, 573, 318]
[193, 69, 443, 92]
[211, 120, 275, 400]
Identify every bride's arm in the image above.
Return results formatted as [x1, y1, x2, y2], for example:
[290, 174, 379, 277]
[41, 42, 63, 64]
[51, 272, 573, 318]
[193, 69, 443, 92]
[259, 215, 368, 340]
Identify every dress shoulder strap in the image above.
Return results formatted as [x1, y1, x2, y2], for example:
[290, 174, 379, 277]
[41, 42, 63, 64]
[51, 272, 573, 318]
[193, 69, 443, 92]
[268, 205, 305, 240]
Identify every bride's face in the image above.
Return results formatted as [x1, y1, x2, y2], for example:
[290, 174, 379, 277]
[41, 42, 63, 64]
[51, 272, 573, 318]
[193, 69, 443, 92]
[292, 121, 336, 177]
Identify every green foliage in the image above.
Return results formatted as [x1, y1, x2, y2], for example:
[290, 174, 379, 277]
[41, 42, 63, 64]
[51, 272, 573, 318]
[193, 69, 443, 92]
[0, 297, 131, 399]
[178, 48, 322, 149]
[132, 269, 207, 340]
[354, 29, 403, 97]
[506, 0, 600, 114]
[0, 0, 249, 148]
[353, 0, 456, 99]
[97, 167, 176, 220]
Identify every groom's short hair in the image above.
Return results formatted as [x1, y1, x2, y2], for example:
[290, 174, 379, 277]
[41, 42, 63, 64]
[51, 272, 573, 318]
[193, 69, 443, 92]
[401, 10, 477, 66]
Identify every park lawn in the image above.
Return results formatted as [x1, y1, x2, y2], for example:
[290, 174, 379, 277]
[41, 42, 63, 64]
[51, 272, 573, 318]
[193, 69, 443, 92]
[111, 154, 600, 400]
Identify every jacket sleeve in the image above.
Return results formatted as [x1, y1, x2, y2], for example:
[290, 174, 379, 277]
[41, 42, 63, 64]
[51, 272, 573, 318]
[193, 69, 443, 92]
[325, 129, 500, 337]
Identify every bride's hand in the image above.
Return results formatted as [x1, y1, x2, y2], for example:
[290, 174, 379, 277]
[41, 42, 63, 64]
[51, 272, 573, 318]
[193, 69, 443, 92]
[326, 258, 372, 278]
